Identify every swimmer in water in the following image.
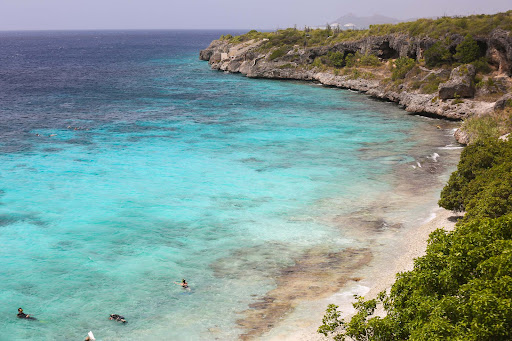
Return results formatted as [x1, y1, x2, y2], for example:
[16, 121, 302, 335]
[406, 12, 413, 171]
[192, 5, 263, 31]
[109, 314, 126, 323]
[17, 308, 36, 320]
[174, 279, 188, 288]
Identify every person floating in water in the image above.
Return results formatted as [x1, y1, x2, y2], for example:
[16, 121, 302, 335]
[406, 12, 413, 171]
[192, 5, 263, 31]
[174, 279, 188, 289]
[17, 308, 36, 320]
[109, 314, 126, 323]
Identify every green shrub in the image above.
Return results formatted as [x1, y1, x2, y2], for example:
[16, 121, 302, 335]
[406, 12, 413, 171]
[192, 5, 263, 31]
[327, 51, 345, 68]
[220, 34, 233, 40]
[319, 215, 512, 341]
[424, 41, 453, 67]
[359, 54, 381, 67]
[391, 57, 416, 80]
[349, 69, 361, 79]
[320, 137, 512, 341]
[269, 47, 288, 60]
[411, 80, 422, 89]
[226, 11, 512, 50]
[459, 108, 512, 144]
[344, 53, 356, 67]
[439, 139, 512, 212]
[420, 74, 445, 94]
[454, 34, 481, 63]
[311, 57, 323, 68]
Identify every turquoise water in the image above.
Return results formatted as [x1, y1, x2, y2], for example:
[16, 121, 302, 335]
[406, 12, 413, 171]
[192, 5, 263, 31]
[0, 31, 458, 340]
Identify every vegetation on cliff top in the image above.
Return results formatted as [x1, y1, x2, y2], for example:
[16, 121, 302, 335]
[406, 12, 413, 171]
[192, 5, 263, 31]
[318, 120, 512, 340]
[221, 10, 512, 47]
[217, 14, 512, 100]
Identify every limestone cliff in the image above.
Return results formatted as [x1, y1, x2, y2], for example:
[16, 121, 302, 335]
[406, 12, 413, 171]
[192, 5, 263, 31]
[200, 26, 512, 142]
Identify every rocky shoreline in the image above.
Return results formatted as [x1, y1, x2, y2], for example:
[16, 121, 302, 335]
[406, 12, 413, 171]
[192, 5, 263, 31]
[199, 32, 512, 143]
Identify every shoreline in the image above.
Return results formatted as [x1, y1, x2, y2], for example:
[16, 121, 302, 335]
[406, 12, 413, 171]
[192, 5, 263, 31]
[198, 39, 471, 339]
[199, 38, 503, 129]
[259, 207, 461, 341]
[197, 43, 471, 340]
[231, 118, 462, 339]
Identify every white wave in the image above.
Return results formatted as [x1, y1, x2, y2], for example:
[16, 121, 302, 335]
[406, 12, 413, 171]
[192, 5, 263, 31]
[424, 212, 437, 223]
[429, 152, 440, 162]
[439, 145, 464, 150]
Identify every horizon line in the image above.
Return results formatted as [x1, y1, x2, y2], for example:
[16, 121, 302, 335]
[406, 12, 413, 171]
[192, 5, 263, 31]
[0, 28, 271, 33]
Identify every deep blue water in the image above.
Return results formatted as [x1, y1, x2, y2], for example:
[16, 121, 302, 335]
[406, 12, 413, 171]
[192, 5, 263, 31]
[0, 30, 458, 340]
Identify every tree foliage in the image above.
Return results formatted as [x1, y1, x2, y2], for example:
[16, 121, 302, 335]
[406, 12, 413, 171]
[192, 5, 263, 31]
[392, 57, 416, 80]
[223, 11, 512, 49]
[454, 35, 482, 64]
[319, 137, 512, 341]
[424, 41, 453, 67]
[438, 138, 512, 215]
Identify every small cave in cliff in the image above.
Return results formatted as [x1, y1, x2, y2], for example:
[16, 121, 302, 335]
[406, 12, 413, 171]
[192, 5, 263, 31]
[407, 50, 418, 61]
[343, 50, 357, 58]
[477, 40, 488, 57]
[378, 42, 399, 59]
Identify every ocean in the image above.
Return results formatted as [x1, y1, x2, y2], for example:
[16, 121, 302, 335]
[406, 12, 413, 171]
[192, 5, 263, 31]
[0, 30, 461, 340]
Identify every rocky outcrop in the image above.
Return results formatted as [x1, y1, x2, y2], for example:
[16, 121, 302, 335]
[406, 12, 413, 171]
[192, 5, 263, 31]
[487, 29, 512, 76]
[200, 38, 499, 121]
[454, 128, 471, 145]
[201, 29, 512, 76]
[438, 65, 476, 99]
[494, 93, 512, 110]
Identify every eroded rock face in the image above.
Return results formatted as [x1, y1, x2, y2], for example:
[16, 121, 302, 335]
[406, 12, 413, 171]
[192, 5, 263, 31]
[200, 29, 512, 73]
[487, 29, 512, 76]
[454, 128, 470, 145]
[199, 33, 503, 120]
[438, 64, 476, 100]
[494, 93, 512, 110]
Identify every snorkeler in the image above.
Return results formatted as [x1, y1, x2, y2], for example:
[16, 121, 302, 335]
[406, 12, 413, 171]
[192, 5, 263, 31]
[17, 308, 36, 320]
[109, 314, 127, 323]
[174, 279, 189, 288]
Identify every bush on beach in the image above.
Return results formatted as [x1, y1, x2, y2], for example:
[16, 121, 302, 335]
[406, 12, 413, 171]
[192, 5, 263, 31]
[319, 136, 512, 341]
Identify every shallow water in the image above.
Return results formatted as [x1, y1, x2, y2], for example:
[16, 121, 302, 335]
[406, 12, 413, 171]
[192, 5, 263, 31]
[0, 30, 460, 340]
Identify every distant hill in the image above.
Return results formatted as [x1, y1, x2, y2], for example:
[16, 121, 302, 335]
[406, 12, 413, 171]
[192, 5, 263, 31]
[330, 13, 404, 29]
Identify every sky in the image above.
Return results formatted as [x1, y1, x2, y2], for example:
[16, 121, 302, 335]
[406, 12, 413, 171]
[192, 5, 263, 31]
[0, 0, 510, 31]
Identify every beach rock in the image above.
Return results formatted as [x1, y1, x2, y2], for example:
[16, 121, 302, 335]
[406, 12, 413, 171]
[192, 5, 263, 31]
[494, 93, 512, 110]
[438, 64, 476, 100]
[454, 128, 470, 145]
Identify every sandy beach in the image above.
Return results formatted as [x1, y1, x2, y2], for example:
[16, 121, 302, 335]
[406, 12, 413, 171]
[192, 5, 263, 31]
[259, 207, 461, 340]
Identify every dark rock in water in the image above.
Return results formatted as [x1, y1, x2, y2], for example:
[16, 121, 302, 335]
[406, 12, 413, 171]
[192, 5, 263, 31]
[438, 64, 476, 99]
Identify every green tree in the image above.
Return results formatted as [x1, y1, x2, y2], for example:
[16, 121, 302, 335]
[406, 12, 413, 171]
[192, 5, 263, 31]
[454, 34, 481, 63]
[438, 139, 512, 214]
[327, 51, 345, 68]
[344, 53, 356, 67]
[424, 41, 453, 67]
[391, 57, 416, 80]
[320, 137, 512, 341]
